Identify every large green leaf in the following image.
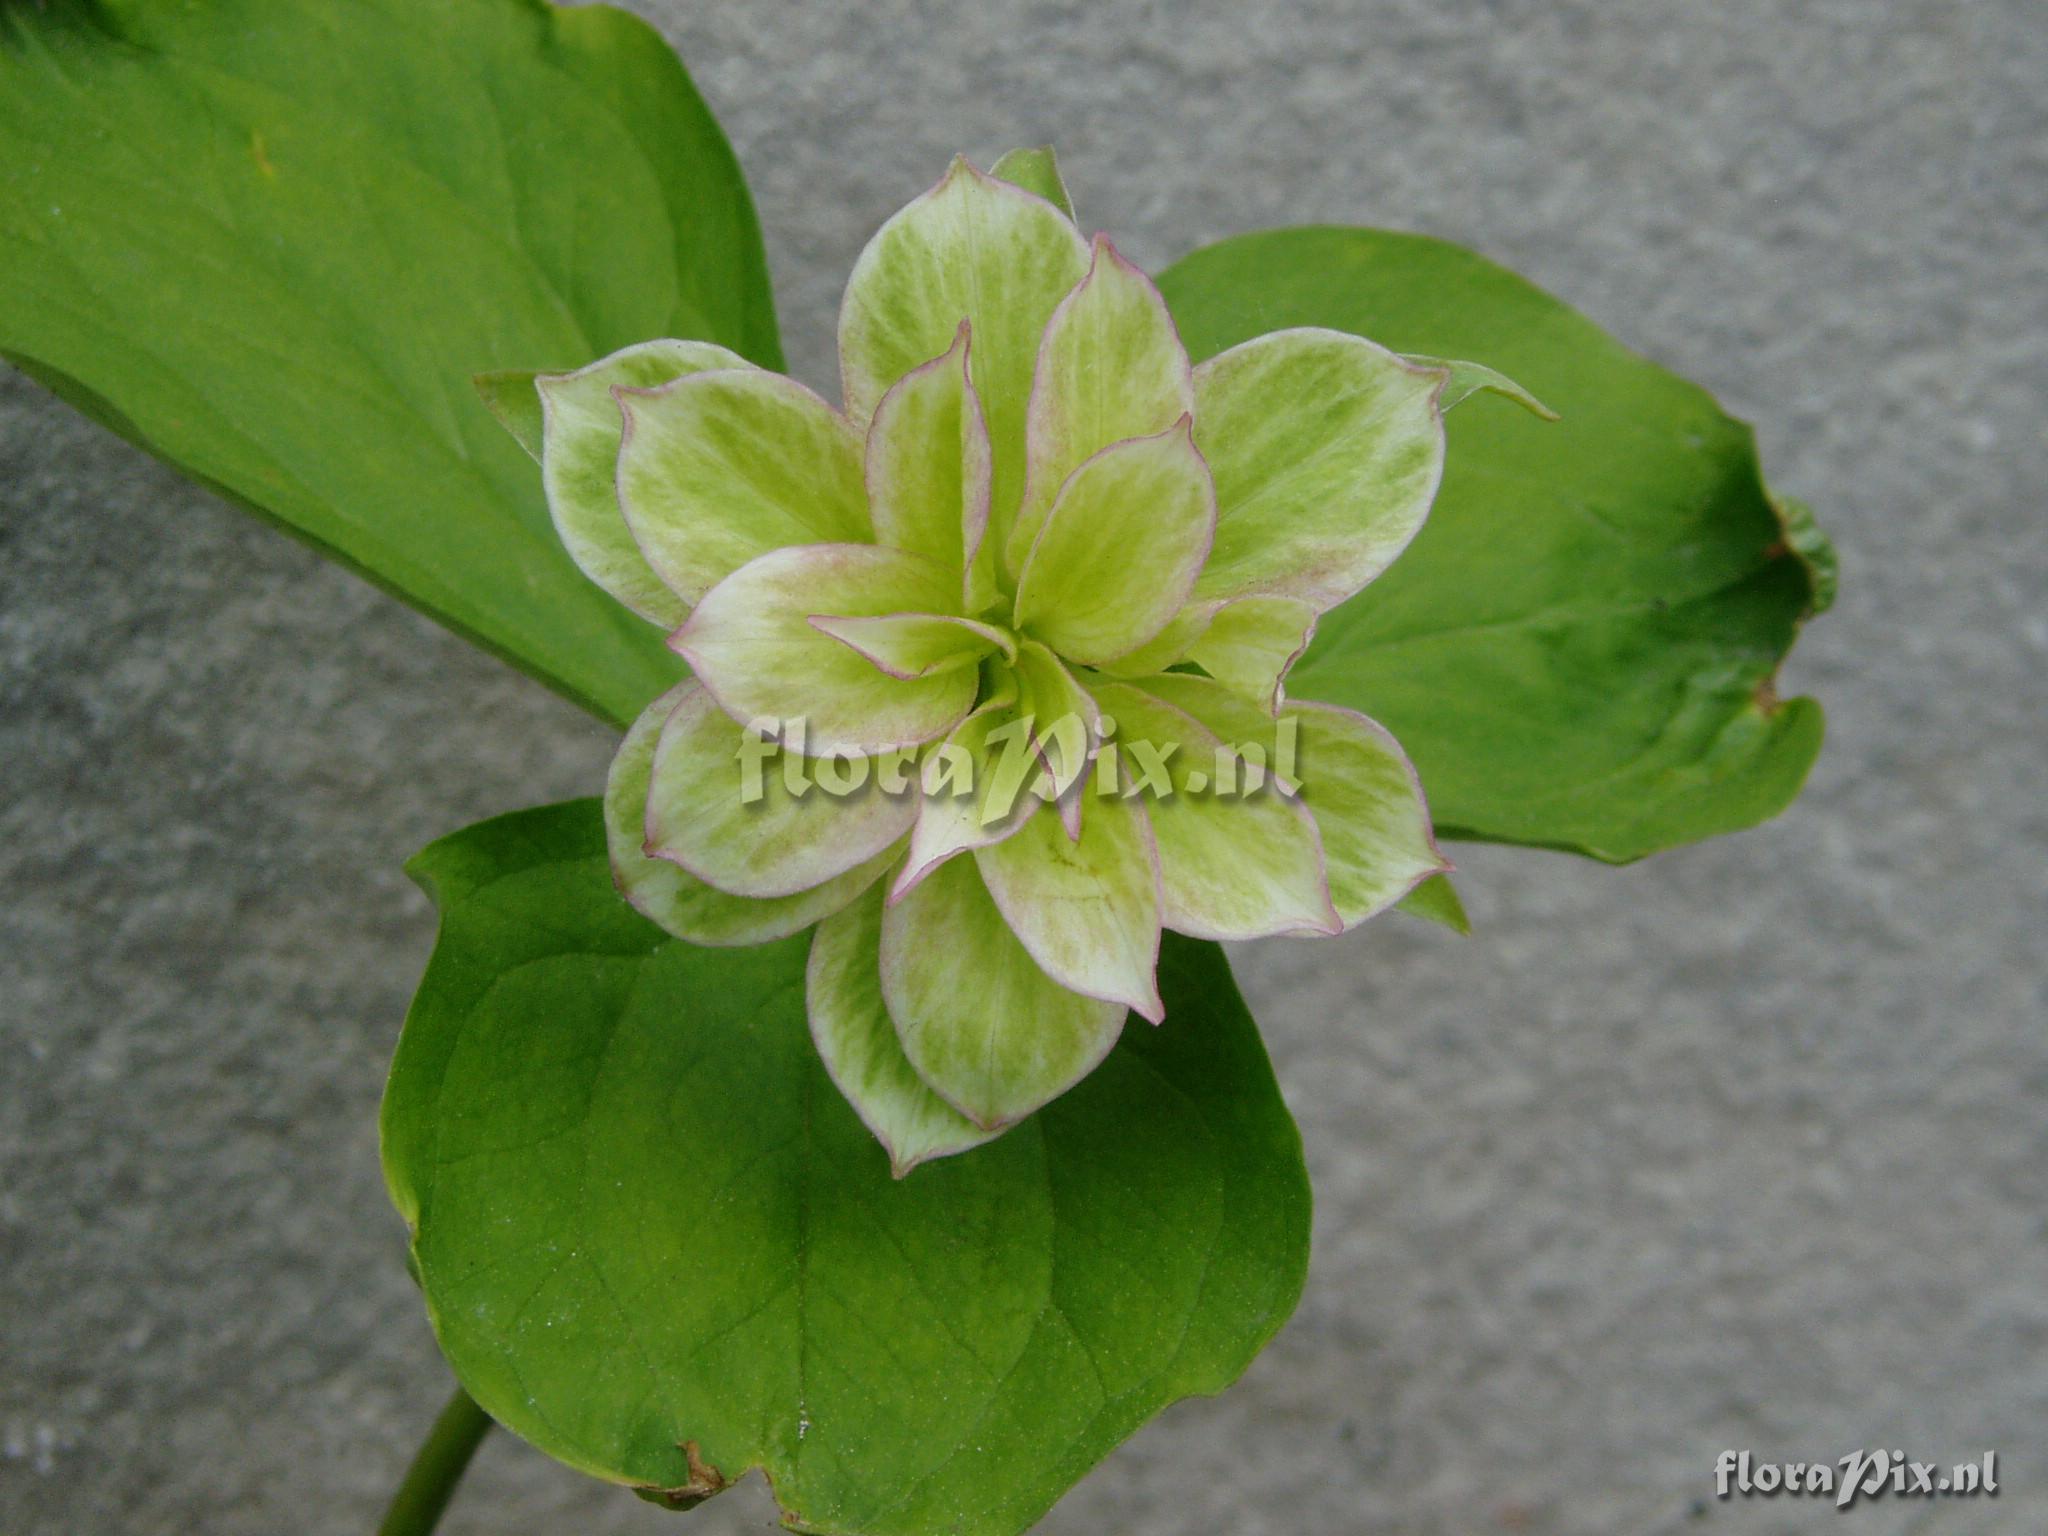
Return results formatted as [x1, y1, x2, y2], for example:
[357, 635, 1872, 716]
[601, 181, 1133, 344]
[0, 0, 783, 726]
[381, 801, 1310, 1536]
[1157, 230, 1830, 861]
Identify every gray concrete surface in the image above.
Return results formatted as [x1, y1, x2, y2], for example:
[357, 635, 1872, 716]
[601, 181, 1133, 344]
[3, 0, 2043, 1532]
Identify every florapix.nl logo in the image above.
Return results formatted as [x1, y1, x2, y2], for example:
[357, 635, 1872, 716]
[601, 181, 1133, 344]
[732, 709, 1304, 827]
[1715, 1449, 1998, 1509]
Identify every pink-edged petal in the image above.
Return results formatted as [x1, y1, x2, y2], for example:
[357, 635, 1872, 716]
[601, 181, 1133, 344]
[1011, 418, 1216, 666]
[1282, 699, 1451, 930]
[1186, 595, 1320, 712]
[880, 852, 1128, 1130]
[1192, 327, 1445, 612]
[1095, 595, 1319, 709]
[891, 679, 1039, 900]
[1092, 679, 1341, 940]
[1005, 236, 1195, 578]
[839, 157, 1090, 530]
[673, 544, 977, 757]
[616, 369, 870, 606]
[808, 612, 1014, 680]
[1094, 599, 1218, 679]
[862, 321, 1000, 614]
[1011, 640, 1102, 836]
[975, 793, 1164, 1022]
[537, 340, 756, 625]
[643, 681, 918, 900]
[892, 640, 1103, 898]
[607, 683, 899, 943]
[807, 878, 999, 1176]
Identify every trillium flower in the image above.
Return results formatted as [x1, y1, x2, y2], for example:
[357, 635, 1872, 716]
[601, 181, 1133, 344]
[523, 153, 1532, 1174]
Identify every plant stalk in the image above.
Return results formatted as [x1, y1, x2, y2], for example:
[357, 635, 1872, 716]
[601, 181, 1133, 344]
[377, 1386, 493, 1536]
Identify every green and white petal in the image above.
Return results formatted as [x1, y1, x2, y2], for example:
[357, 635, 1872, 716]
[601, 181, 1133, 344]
[892, 680, 1042, 898]
[1192, 327, 1445, 612]
[862, 321, 999, 612]
[1094, 601, 1214, 679]
[1186, 595, 1319, 711]
[880, 853, 1128, 1130]
[1282, 699, 1449, 930]
[988, 145, 1076, 221]
[1012, 420, 1216, 665]
[643, 680, 918, 900]
[1093, 680, 1340, 940]
[1005, 237, 1195, 575]
[1096, 595, 1318, 706]
[536, 339, 755, 624]
[838, 157, 1090, 529]
[674, 545, 977, 757]
[1011, 639, 1103, 830]
[807, 880, 998, 1176]
[616, 369, 869, 606]
[975, 793, 1164, 1022]
[608, 684, 897, 943]
[809, 612, 1014, 679]
[1137, 671, 1300, 771]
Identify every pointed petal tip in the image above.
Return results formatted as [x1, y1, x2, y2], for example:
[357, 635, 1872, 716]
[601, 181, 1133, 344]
[861, 1117, 920, 1180]
[938, 153, 1004, 195]
[1057, 790, 1083, 842]
[988, 145, 1079, 221]
[1296, 889, 1347, 938]
[925, 150, 1074, 207]
[1267, 902, 1346, 939]
[1085, 232, 1145, 276]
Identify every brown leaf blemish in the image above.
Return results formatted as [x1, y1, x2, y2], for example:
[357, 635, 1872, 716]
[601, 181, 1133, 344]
[634, 1440, 728, 1510]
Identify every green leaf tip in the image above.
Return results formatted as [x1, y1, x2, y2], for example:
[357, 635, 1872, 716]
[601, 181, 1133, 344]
[471, 370, 545, 461]
[1404, 353, 1561, 420]
[1397, 873, 1471, 934]
[990, 145, 1076, 220]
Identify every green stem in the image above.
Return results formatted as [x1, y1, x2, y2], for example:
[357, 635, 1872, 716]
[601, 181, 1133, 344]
[378, 1386, 494, 1536]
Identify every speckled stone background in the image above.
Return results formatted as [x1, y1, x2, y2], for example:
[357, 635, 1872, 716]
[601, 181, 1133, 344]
[4, 1, 2043, 1532]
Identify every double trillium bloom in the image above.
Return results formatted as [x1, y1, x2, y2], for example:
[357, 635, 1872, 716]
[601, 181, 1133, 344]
[533, 156, 1470, 1173]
